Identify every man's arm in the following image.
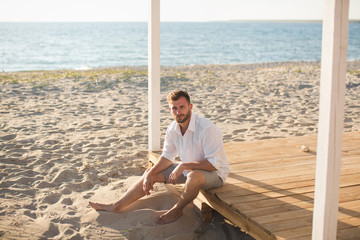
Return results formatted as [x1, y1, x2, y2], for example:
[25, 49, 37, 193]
[143, 156, 173, 195]
[168, 159, 216, 184]
[148, 156, 173, 175]
[179, 159, 216, 172]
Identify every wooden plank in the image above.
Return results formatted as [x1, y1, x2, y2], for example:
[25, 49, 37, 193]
[224, 172, 317, 186]
[215, 181, 315, 199]
[254, 209, 314, 225]
[229, 151, 359, 168]
[229, 151, 359, 170]
[214, 177, 315, 195]
[216, 171, 359, 205]
[225, 134, 359, 164]
[238, 192, 360, 221]
[312, 0, 350, 239]
[335, 227, 360, 240]
[226, 160, 359, 187]
[265, 216, 313, 234]
[339, 198, 360, 209]
[230, 153, 315, 164]
[240, 192, 360, 239]
[277, 218, 360, 240]
[253, 197, 360, 227]
[225, 138, 316, 150]
[229, 156, 315, 171]
[231, 183, 360, 213]
[225, 135, 317, 149]
[230, 163, 316, 177]
[216, 172, 359, 199]
[275, 226, 313, 239]
[226, 150, 315, 164]
[232, 192, 315, 212]
[227, 148, 313, 160]
[229, 160, 360, 181]
[229, 163, 359, 181]
[297, 227, 360, 240]
[148, 0, 161, 151]
[338, 217, 360, 229]
[247, 201, 314, 219]
[265, 215, 360, 239]
[224, 185, 315, 205]
[342, 149, 360, 155]
[231, 184, 360, 210]
[235, 198, 315, 215]
[332, 185, 360, 203]
[258, 200, 360, 236]
[229, 160, 359, 176]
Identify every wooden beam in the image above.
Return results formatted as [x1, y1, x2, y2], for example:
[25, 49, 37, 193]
[312, 0, 349, 239]
[148, 0, 161, 151]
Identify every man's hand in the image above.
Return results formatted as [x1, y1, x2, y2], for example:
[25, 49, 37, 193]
[143, 169, 154, 195]
[169, 163, 185, 184]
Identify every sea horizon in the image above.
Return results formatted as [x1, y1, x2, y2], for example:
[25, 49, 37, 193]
[1, 21, 359, 72]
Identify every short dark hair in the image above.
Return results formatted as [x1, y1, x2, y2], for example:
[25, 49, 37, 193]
[167, 90, 191, 104]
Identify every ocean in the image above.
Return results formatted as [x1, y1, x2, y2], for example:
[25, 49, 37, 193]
[1, 21, 360, 72]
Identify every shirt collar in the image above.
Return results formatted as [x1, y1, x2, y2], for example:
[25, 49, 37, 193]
[175, 112, 197, 135]
[188, 112, 196, 132]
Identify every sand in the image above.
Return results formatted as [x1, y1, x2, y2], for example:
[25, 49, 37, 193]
[0, 61, 359, 239]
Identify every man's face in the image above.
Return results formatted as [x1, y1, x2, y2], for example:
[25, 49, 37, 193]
[168, 96, 193, 123]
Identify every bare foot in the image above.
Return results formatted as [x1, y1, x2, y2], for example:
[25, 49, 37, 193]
[155, 207, 183, 225]
[89, 201, 116, 212]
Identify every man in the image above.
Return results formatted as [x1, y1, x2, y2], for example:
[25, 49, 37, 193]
[89, 90, 229, 224]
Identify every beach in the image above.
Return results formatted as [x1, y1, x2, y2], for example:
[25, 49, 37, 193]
[0, 61, 359, 239]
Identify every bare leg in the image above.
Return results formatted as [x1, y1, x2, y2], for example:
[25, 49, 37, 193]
[89, 172, 166, 213]
[156, 171, 206, 224]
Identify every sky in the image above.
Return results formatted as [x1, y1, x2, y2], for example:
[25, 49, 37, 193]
[0, 0, 359, 22]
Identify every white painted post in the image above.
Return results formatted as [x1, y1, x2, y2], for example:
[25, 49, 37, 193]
[148, 0, 161, 151]
[312, 0, 349, 239]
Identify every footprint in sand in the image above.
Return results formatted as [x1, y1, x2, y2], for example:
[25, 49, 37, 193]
[68, 180, 94, 192]
[60, 187, 72, 195]
[41, 223, 60, 239]
[43, 139, 60, 146]
[51, 168, 80, 186]
[61, 198, 73, 205]
[67, 211, 77, 216]
[23, 209, 36, 219]
[233, 129, 247, 135]
[82, 192, 95, 199]
[35, 180, 54, 189]
[43, 193, 62, 204]
[0, 134, 17, 141]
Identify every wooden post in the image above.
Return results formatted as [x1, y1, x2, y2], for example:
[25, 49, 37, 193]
[312, 0, 349, 239]
[148, 0, 161, 151]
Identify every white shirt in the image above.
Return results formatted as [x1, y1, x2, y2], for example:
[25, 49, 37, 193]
[161, 113, 230, 182]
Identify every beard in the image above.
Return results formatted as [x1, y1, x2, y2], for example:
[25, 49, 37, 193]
[175, 110, 191, 123]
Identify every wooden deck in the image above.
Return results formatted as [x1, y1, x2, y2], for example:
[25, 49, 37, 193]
[149, 131, 360, 239]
